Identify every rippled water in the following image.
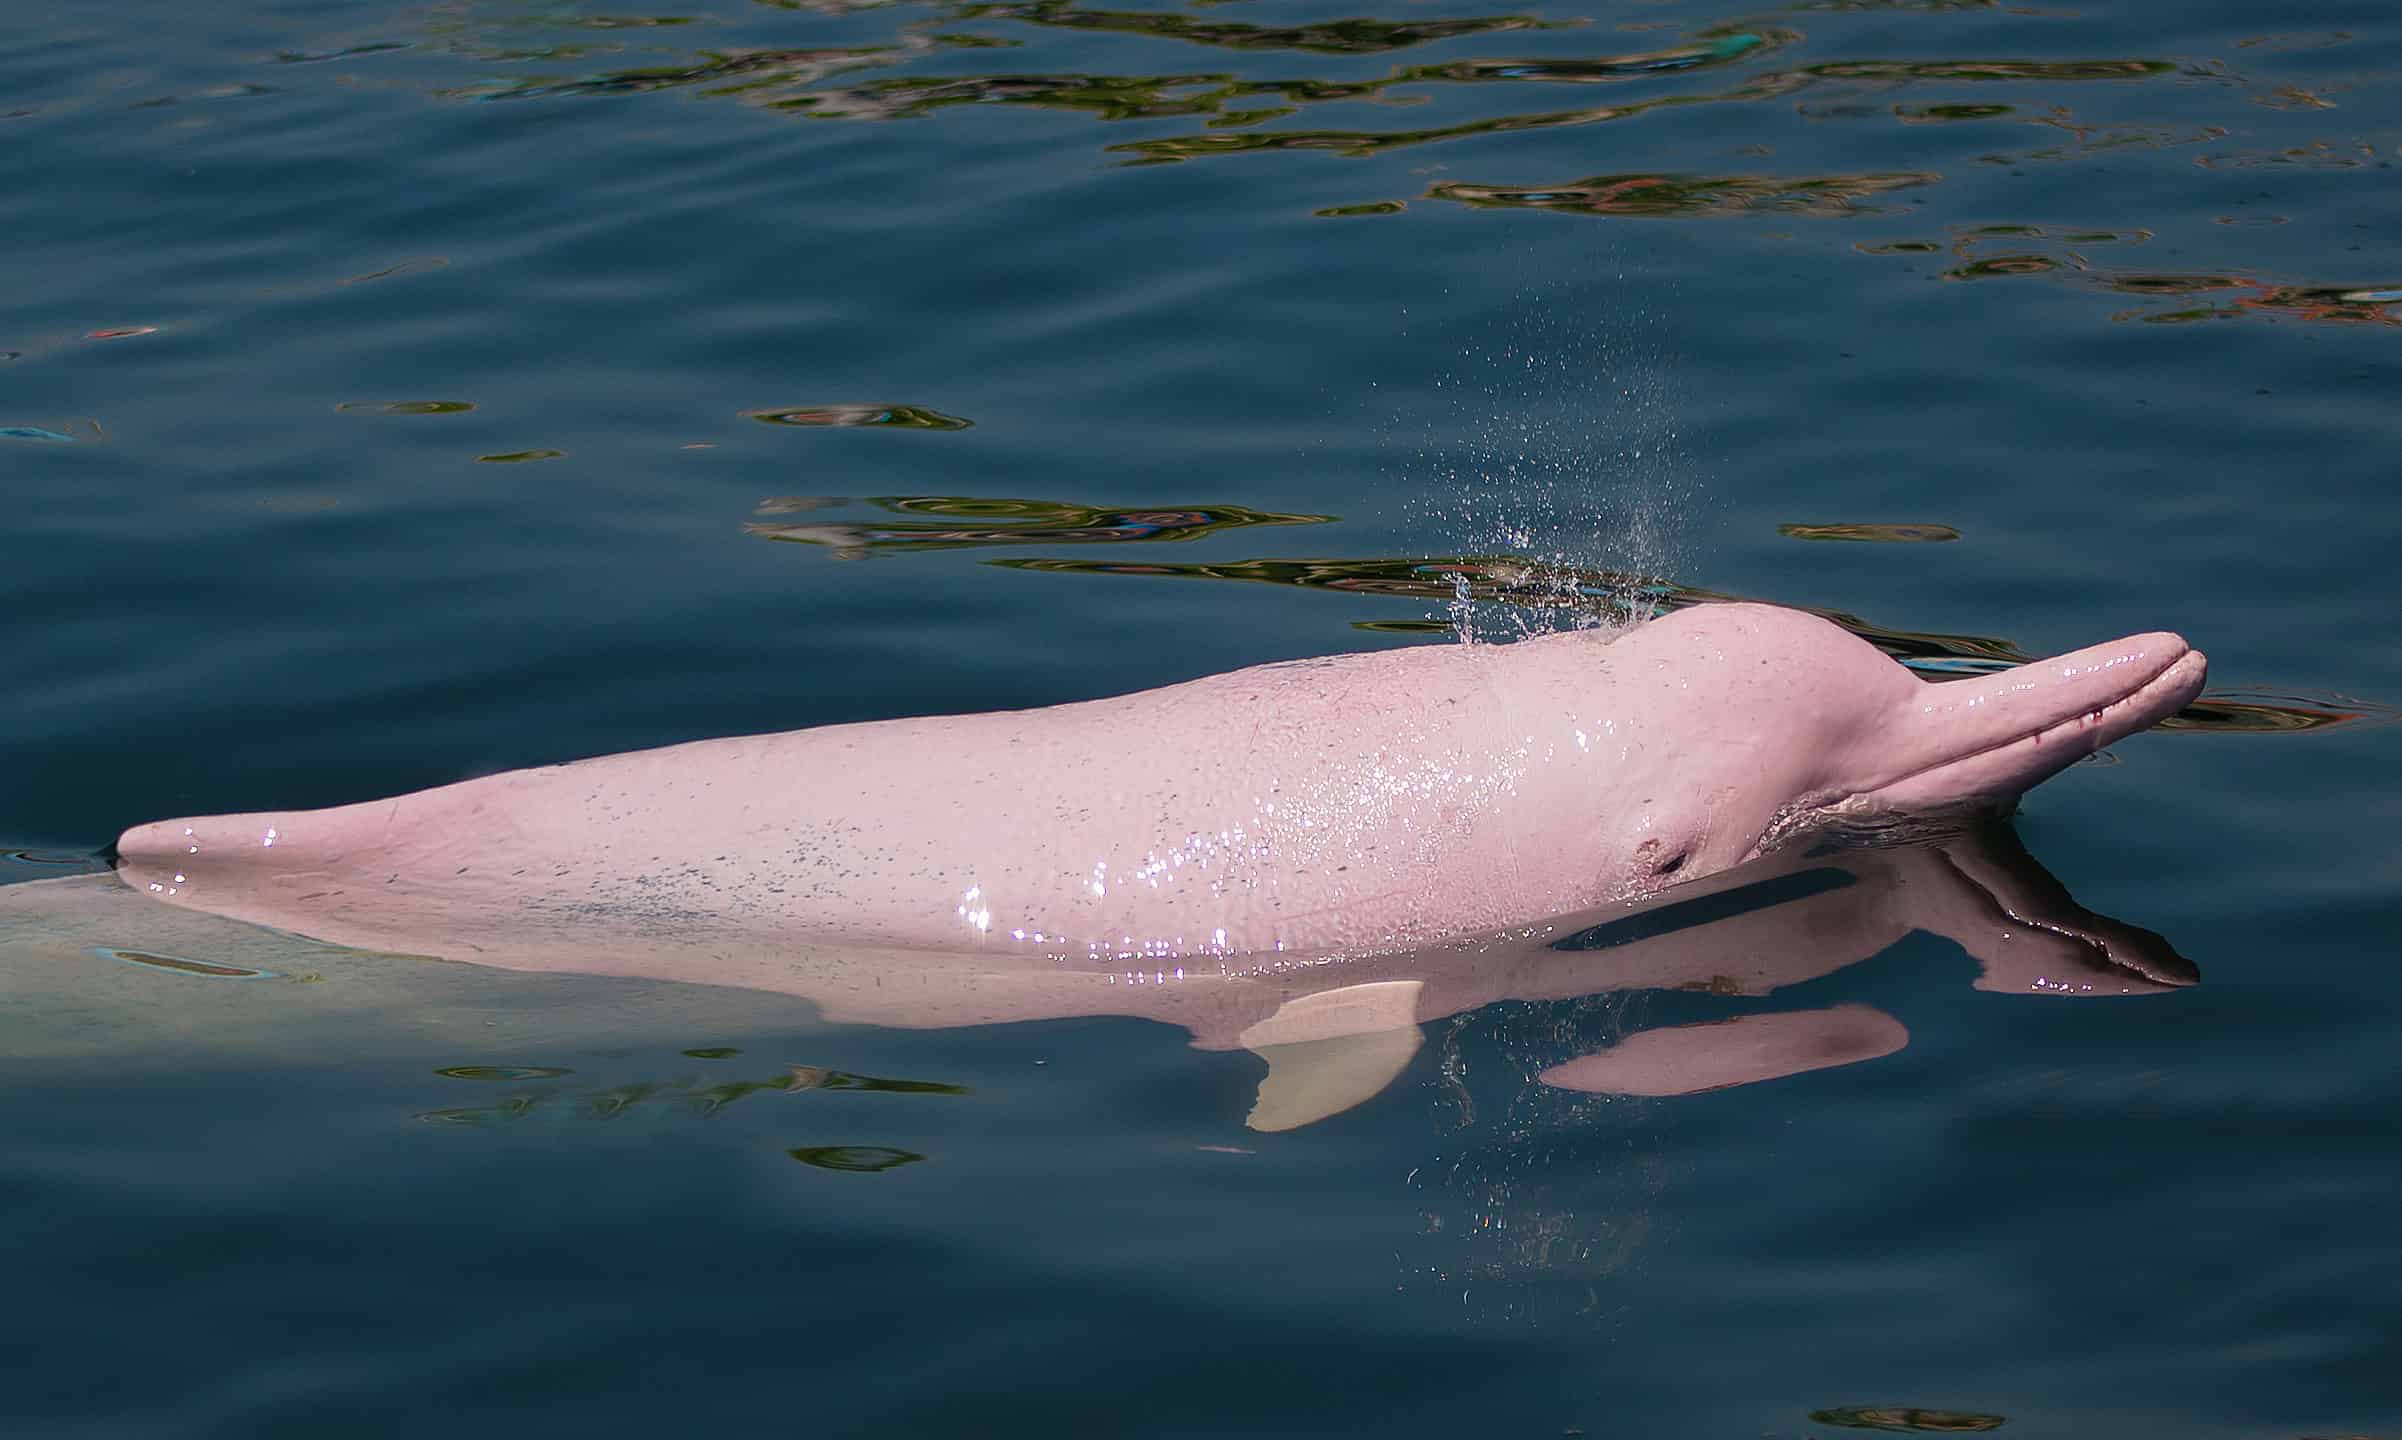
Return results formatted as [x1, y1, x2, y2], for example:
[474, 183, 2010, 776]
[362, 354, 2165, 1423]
[4, 0, 2399, 1434]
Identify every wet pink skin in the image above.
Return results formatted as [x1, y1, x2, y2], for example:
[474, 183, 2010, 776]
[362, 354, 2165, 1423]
[114, 603, 2203, 964]
[14, 813, 2194, 1131]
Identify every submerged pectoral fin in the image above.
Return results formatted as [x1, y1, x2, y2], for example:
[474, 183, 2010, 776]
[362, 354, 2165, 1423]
[1238, 980, 1424, 1132]
[1245, 1027, 1425, 1133]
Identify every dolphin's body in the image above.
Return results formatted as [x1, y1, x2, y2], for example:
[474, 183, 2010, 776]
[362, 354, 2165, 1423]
[114, 603, 2204, 968]
[8, 819, 2195, 1130]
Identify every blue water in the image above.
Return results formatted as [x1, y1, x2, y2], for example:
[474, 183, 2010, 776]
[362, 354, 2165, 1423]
[4, 0, 2399, 1434]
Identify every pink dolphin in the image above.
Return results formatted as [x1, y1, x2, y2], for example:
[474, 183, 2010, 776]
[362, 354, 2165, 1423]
[114, 602, 2203, 965]
[16, 818, 2192, 1131]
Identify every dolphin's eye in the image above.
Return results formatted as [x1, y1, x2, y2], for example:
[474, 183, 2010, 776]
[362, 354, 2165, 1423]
[1655, 849, 1689, 877]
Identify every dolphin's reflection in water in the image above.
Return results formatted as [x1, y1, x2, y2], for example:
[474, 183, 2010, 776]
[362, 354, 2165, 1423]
[1515, 822, 2191, 1098]
[1232, 819, 2190, 1128]
[7, 819, 2187, 1133]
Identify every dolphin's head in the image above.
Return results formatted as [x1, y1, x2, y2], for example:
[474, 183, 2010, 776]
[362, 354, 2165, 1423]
[1573, 604, 2206, 893]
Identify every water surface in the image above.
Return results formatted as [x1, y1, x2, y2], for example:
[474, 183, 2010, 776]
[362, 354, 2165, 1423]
[3, 0, 2398, 1434]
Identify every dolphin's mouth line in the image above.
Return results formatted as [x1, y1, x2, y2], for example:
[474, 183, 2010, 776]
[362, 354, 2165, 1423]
[1872, 644, 2202, 798]
[1769, 643, 2201, 842]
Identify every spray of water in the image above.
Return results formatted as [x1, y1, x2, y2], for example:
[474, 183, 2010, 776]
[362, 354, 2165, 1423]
[1409, 271, 1702, 644]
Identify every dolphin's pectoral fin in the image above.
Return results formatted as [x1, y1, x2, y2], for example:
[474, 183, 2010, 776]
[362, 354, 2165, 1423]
[1239, 980, 1424, 1132]
[1246, 1027, 1424, 1133]
[1537, 1003, 1908, 1097]
[1237, 979, 1425, 1049]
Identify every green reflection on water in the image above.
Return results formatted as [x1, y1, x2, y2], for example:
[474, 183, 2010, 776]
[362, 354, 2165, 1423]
[808, 70, 1383, 126]
[2, 848, 103, 872]
[435, 1064, 573, 1081]
[2093, 272, 2394, 326]
[748, 495, 1333, 557]
[1894, 102, 2014, 121]
[420, 1093, 549, 1127]
[1827, 58, 2168, 80]
[100, 947, 276, 980]
[1208, 105, 1299, 129]
[928, 31, 1020, 50]
[274, 41, 414, 65]
[587, 1081, 664, 1119]
[1790, 0, 2010, 9]
[2160, 691, 2384, 733]
[430, 1, 2191, 194]
[1809, 1406, 2007, 1433]
[1779, 523, 1961, 542]
[1430, 169, 1937, 218]
[336, 400, 475, 416]
[686, 1079, 793, 1117]
[785, 1065, 970, 1094]
[954, 2, 1552, 55]
[740, 23, 1801, 143]
[1102, 89, 1741, 162]
[743, 403, 973, 429]
[789, 1145, 926, 1173]
[1102, 52, 2167, 163]
[1947, 253, 2072, 279]
[2129, 306, 2232, 324]
[1850, 225, 2395, 327]
[475, 448, 565, 463]
[444, 44, 906, 102]
[2104, 274, 2253, 294]
[2108, 280, 2402, 327]
[1315, 200, 1407, 217]
[1399, 28, 1791, 81]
